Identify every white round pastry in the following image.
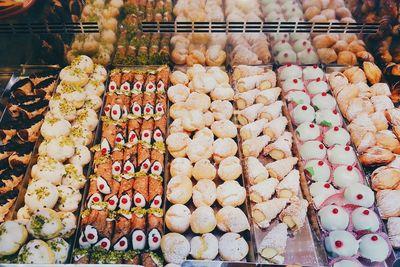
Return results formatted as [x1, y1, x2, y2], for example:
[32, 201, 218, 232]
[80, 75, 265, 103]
[316, 109, 342, 127]
[304, 160, 331, 182]
[185, 92, 211, 112]
[168, 84, 190, 103]
[27, 209, 63, 239]
[287, 90, 311, 105]
[211, 120, 237, 138]
[69, 145, 91, 167]
[16, 206, 31, 225]
[282, 78, 305, 92]
[47, 237, 69, 263]
[333, 259, 362, 267]
[276, 49, 297, 65]
[218, 233, 249, 261]
[190, 233, 219, 260]
[166, 132, 190, 158]
[318, 205, 349, 231]
[216, 206, 250, 233]
[351, 207, 380, 232]
[303, 65, 324, 80]
[186, 137, 213, 163]
[309, 182, 338, 208]
[291, 104, 315, 125]
[56, 185, 81, 212]
[69, 125, 93, 146]
[61, 164, 86, 190]
[299, 140, 327, 160]
[272, 41, 292, 55]
[91, 64, 107, 83]
[170, 158, 193, 178]
[193, 127, 214, 145]
[192, 179, 217, 207]
[18, 239, 55, 264]
[0, 221, 28, 256]
[307, 80, 329, 95]
[218, 156, 242, 181]
[293, 39, 312, 53]
[31, 156, 66, 185]
[84, 79, 105, 97]
[46, 136, 75, 162]
[25, 180, 59, 210]
[161, 233, 190, 264]
[211, 86, 235, 101]
[57, 83, 86, 109]
[59, 66, 88, 87]
[324, 230, 359, 257]
[279, 64, 302, 80]
[192, 159, 216, 180]
[207, 67, 229, 85]
[71, 55, 94, 74]
[312, 92, 337, 110]
[50, 98, 77, 122]
[216, 180, 246, 207]
[84, 93, 103, 111]
[169, 102, 187, 120]
[333, 165, 361, 188]
[323, 126, 350, 147]
[182, 110, 205, 132]
[359, 234, 389, 262]
[190, 206, 217, 234]
[210, 100, 233, 121]
[74, 108, 98, 131]
[165, 204, 191, 233]
[41, 117, 71, 140]
[344, 183, 375, 208]
[204, 111, 215, 127]
[328, 145, 356, 166]
[166, 175, 193, 205]
[213, 138, 238, 163]
[170, 70, 188, 85]
[58, 211, 76, 238]
[295, 122, 320, 142]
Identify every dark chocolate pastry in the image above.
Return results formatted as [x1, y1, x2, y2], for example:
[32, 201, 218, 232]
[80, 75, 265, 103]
[34, 77, 57, 95]
[16, 115, 44, 142]
[0, 168, 25, 194]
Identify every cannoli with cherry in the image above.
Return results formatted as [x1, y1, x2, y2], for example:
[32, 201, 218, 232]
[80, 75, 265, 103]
[149, 150, 164, 209]
[156, 67, 169, 95]
[144, 71, 158, 96]
[132, 73, 145, 95]
[100, 121, 117, 155]
[109, 70, 122, 93]
[110, 95, 128, 121]
[73, 248, 90, 264]
[140, 119, 154, 147]
[112, 211, 132, 251]
[82, 209, 114, 251]
[120, 71, 135, 95]
[147, 208, 163, 250]
[130, 207, 147, 251]
[114, 123, 127, 151]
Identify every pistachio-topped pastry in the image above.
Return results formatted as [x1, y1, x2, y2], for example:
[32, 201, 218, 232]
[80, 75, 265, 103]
[40, 116, 71, 140]
[17, 239, 55, 264]
[61, 164, 86, 190]
[27, 208, 62, 239]
[59, 66, 89, 87]
[0, 221, 28, 256]
[31, 156, 66, 185]
[47, 237, 69, 263]
[56, 82, 86, 109]
[25, 180, 59, 210]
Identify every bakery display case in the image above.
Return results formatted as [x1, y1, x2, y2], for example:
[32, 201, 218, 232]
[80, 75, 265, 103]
[0, 0, 400, 266]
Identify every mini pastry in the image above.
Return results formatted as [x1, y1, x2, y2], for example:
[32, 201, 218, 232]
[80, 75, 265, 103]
[291, 104, 315, 125]
[213, 138, 238, 163]
[359, 234, 389, 262]
[182, 110, 205, 132]
[49, 98, 77, 122]
[207, 67, 229, 85]
[192, 159, 216, 181]
[240, 119, 268, 140]
[84, 79, 105, 97]
[276, 50, 297, 64]
[61, 164, 85, 190]
[218, 156, 242, 181]
[359, 147, 395, 167]
[186, 138, 213, 163]
[58, 211, 76, 239]
[27, 209, 62, 239]
[192, 179, 217, 207]
[279, 199, 308, 232]
[333, 259, 362, 267]
[307, 80, 329, 95]
[69, 125, 93, 146]
[310, 182, 338, 208]
[250, 178, 279, 203]
[293, 39, 312, 53]
[31, 156, 66, 185]
[210, 100, 233, 121]
[299, 140, 327, 160]
[282, 78, 305, 92]
[320, 203, 350, 231]
[333, 165, 361, 188]
[236, 72, 276, 92]
[316, 109, 341, 127]
[190, 233, 218, 260]
[216, 206, 250, 233]
[166, 133, 190, 158]
[185, 92, 211, 113]
[263, 131, 293, 160]
[161, 233, 190, 264]
[47, 237, 69, 263]
[170, 71, 189, 85]
[252, 198, 288, 229]
[165, 204, 191, 233]
[295, 122, 320, 142]
[258, 223, 288, 264]
[325, 230, 359, 257]
[242, 135, 270, 158]
[323, 126, 350, 147]
[25, 180, 59, 210]
[170, 158, 193, 178]
[255, 87, 281, 105]
[304, 160, 330, 182]
[236, 102, 265, 127]
[168, 84, 190, 103]
[245, 157, 269, 185]
[234, 89, 260, 110]
[45, 136, 75, 162]
[216, 180, 246, 207]
[279, 65, 302, 80]
[0, 221, 28, 256]
[211, 86, 235, 101]
[371, 95, 394, 112]
[388, 217, 400, 248]
[327, 145, 356, 166]
[344, 183, 375, 208]
[266, 157, 298, 180]
[211, 120, 237, 138]
[193, 127, 214, 145]
[287, 91, 310, 105]
[303, 65, 324, 80]
[56, 185, 81, 212]
[40, 117, 71, 140]
[166, 175, 193, 205]
[218, 233, 248, 261]
[69, 145, 91, 167]
[376, 190, 400, 218]
[56, 83, 86, 109]
[190, 206, 217, 234]
[351, 207, 379, 232]
[169, 102, 187, 120]
[312, 93, 337, 111]
[258, 101, 283, 122]
[59, 66, 88, 87]
[18, 239, 55, 264]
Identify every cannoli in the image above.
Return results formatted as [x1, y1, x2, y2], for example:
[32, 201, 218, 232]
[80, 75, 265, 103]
[10, 78, 33, 98]
[147, 208, 163, 250]
[263, 131, 292, 160]
[279, 199, 308, 233]
[240, 119, 268, 140]
[255, 87, 281, 105]
[118, 179, 134, 211]
[132, 73, 145, 95]
[263, 116, 288, 141]
[266, 157, 298, 181]
[130, 207, 147, 251]
[133, 175, 149, 208]
[258, 223, 288, 264]
[112, 212, 132, 251]
[237, 72, 276, 92]
[142, 251, 164, 267]
[100, 122, 117, 154]
[242, 135, 271, 157]
[109, 70, 122, 93]
[0, 168, 24, 194]
[235, 103, 264, 126]
[249, 178, 279, 203]
[275, 169, 300, 200]
[252, 198, 288, 229]
[120, 71, 135, 95]
[73, 248, 90, 264]
[16, 115, 44, 142]
[258, 101, 283, 122]
[245, 157, 269, 185]
[156, 67, 169, 94]
[83, 209, 114, 250]
[234, 89, 260, 110]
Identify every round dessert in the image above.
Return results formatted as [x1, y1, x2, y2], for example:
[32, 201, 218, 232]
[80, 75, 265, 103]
[190, 233, 218, 260]
[312, 93, 337, 111]
[276, 49, 297, 65]
[190, 206, 217, 234]
[323, 127, 350, 147]
[192, 179, 217, 207]
[192, 159, 216, 180]
[279, 64, 302, 80]
[287, 91, 311, 105]
[27, 209, 63, 240]
[316, 109, 342, 127]
[166, 176, 193, 205]
[47, 237, 69, 263]
[293, 39, 312, 53]
[344, 183, 375, 208]
[310, 182, 338, 208]
[318, 205, 350, 231]
[295, 122, 320, 142]
[282, 78, 305, 92]
[161, 233, 190, 264]
[304, 160, 331, 182]
[165, 204, 191, 233]
[359, 234, 389, 262]
[58, 212, 76, 238]
[298, 48, 319, 65]
[291, 104, 315, 125]
[303, 65, 324, 80]
[25, 180, 59, 210]
[351, 207, 380, 232]
[324, 230, 359, 257]
[333, 165, 361, 188]
[18, 239, 55, 264]
[0, 221, 28, 256]
[216, 180, 246, 207]
[307, 80, 329, 95]
[216, 206, 250, 233]
[327, 145, 356, 166]
[299, 141, 327, 160]
[333, 259, 362, 267]
[272, 41, 293, 56]
[218, 233, 249, 261]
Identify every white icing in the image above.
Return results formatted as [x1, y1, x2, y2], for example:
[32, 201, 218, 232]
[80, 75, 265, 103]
[107, 195, 118, 211]
[312, 93, 336, 110]
[333, 166, 360, 188]
[131, 230, 146, 250]
[95, 237, 111, 251]
[291, 104, 315, 125]
[151, 161, 163, 176]
[118, 194, 132, 210]
[148, 228, 162, 250]
[323, 127, 350, 147]
[359, 234, 389, 262]
[344, 183, 375, 208]
[324, 230, 359, 257]
[97, 176, 111, 194]
[316, 109, 342, 127]
[296, 122, 320, 141]
[318, 205, 349, 231]
[83, 225, 98, 244]
[287, 90, 310, 105]
[150, 195, 162, 208]
[304, 160, 331, 182]
[328, 145, 356, 166]
[351, 207, 380, 232]
[113, 236, 128, 251]
[299, 141, 327, 160]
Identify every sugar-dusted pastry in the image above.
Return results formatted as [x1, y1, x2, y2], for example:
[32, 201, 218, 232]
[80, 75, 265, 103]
[344, 183, 375, 208]
[216, 180, 246, 207]
[279, 65, 302, 80]
[323, 126, 350, 147]
[351, 207, 379, 232]
[333, 165, 361, 188]
[327, 145, 356, 166]
[359, 234, 390, 262]
[287, 91, 310, 105]
[316, 109, 342, 127]
[193, 127, 214, 144]
[161, 233, 190, 264]
[0, 221, 28, 256]
[263, 131, 293, 160]
[192, 159, 216, 181]
[258, 223, 288, 264]
[210, 100, 233, 121]
[166, 132, 191, 158]
[170, 70, 189, 85]
[263, 116, 288, 141]
[218, 233, 248, 261]
[279, 199, 308, 232]
[190, 206, 217, 234]
[255, 87, 281, 105]
[166, 175, 193, 205]
[170, 158, 193, 178]
[239, 119, 268, 140]
[282, 78, 305, 92]
[211, 120, 237, 138]
[185, 92, 211, 113]
[236, 72, 276, 92]
[376, 190, 400, 218]
[186, 137, 213, 163]
[303, 65, 324, 81]
[304, 160, 331, 182]
[299, 140, 327, 160]
[276, 169, 300, 200]
[371, 95, 394, 112]
[312, 93, 337, 111]
[266, 157, 298, 180]
[318, 205, 349, 231]
[252, 198, 288, 229]
[168, 84, 190, 103]
[31, 156, 66, 185]
[216, 206, 250, 233]
[307, 80, 329, 95]
[190, 233, 218, 260]
[245, 157, 269, 185]
[310, 182, 338, 209]
[236, 103, 264, 125]
[325, 230, 359, 257]
[249, 178, 279, 203]
[295, 122, 320, 142]
[17, 239, 55, 264]
[213, 138, 238, 163]
[182, 109, 205, 132]
[388, 217, 400, 248]
[218, 156, 242, 181]
[291, 104, 315, 125]
[192, 179, 217, 208]
[359, 147, 395, 166]
[234, 89, 260, 110]
[242, 135, 270, 158]
[165, 204, 191, 233]
[210, 86, 235, 101]
[40, 117, 71, 140]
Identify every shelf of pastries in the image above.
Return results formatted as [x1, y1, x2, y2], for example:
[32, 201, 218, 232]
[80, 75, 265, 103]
[301, 0, 374, 65]
[326, 63, 400, 255]
[113, 0, 173, 66]
[163, 65, 253, 264]
[232, 65, 321, 265]
[0, 56, 107, 264]
[74, 66, 169, 266]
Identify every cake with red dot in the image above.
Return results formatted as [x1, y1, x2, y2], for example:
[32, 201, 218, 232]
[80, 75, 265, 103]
[318, 205, 349, 231]
[323, 127, 350, 147]
[295, 122, 321, 142]
[302, 65, 324, 81]
[312, 93, 337, 111]
[351, 207, 380, 232]
[359, 234, 390, 262]
[344, 183, 375, 208]
[304, 160, 331, 182]
[325, 230, 359, 257]
[291, 104, 315, 125]
[332, 165, 361, 188]
[299, 141, 327, 160]
[307, 80, 329, 95]
[282, 78, 305, 92]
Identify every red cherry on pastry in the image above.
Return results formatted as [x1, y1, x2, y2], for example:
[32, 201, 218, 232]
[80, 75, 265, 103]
[109, 199, 115, 205]
[310, 124, 315, 128]
[82, 236, 87, 242]
[156, 132, 161, 137]
[115, 166, 120, 172]
[104, 107, 110, 112]
[307, 48, 312, 52]
[318, 161, 324, 166]
[116, 137, 122, 142]
[88, 233, 94, 240]
[333, 110, 338, 114]
[287, 64, 292, 67]
[112, 110, 118, 115]
[130, 134, 136, 141]
[124, 85, 128, 90]
[126, 166, 132, 171]
[99, 184, 104, 190]
[134, 107, 140, 112]
[357, 194, 363, 200]
[319, 144, 324, 149]
[135, 198, 141, 203]
[121, 198, 128, 204]
[363, 209, 370, 215]
[101, 148, 107, 154]
[149, 85, 153, 89]
[110, 85, 115, 90]
[136, 236, 143, 241]
[143, 163, 149, 169]
[324, 183, 330, 188]
[335, 240, 343, 248]
[321, 92, 327, 96]
[93, 197, 99, 202]
[101, 242, 107, 248]
[293, 79, 298, 83]
[119, 240, 126, 246]
[332, 208, 339, 214]
[153, 237, 159, 243]
[144, 133, 149, 137]
[334, 126, 339, 131]
[313, 65, 318, 69]
[154, 199, 160, 205]
[345, 146, 350, 151]
[154, 165, 159, 171]
[145, 108, 150, 113]
[136, 83, 140, 89]
[371, 235, 378, 241]
[317, 77, 321, 82]
[347, 166, 353, 171]
[301, 105, 307, 110]
[157, 107, 162, 112]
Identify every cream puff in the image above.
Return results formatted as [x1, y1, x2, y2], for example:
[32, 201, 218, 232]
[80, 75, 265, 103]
[161, 233, 190, 264]
[324, 230, 359, 257]
[351, 207, 380, 232]
[218, 233, 248, 261]
[170, 70, 189, 85]
[31, 156, 66, 185]
[304, 160, 331, 182]
[186, 137, 213, 163]
[210, 86, 235, 101]
[69, 125, 93, 146]
[190, 206, 217, 234]
[279, 65, 302, 81]
[166, 133, 191, 158]
[170, 158, 193, 178]
[211, 120, 237, 138]
[45, 136, 75, 162]
[61, 164, 86, 190]
[210, 100, 233, 121]
[69, 145, 91, 167]
[182, 110, 205, 132]
[165, 204, 191, 233]
[318, 205, 349, 231]
[166, 175, 193, 205]
[213, 138, 238, 163]
[168, 84, 190, 103]
[216, 206, 250, 233]
[58, 211, 76, 239]
[56, 185, 82, 212]
[190, 233, 218, 260]
[84, 79, 105, 97]
[192, 159, 216, 180]
[41, 117, 71, 140]
[216, 180, 246, 207]
[192, 179, 217, 207]
[185, 92, 211, 112]
[218, 156, 242, 181]
[74, 108, 99, 131]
